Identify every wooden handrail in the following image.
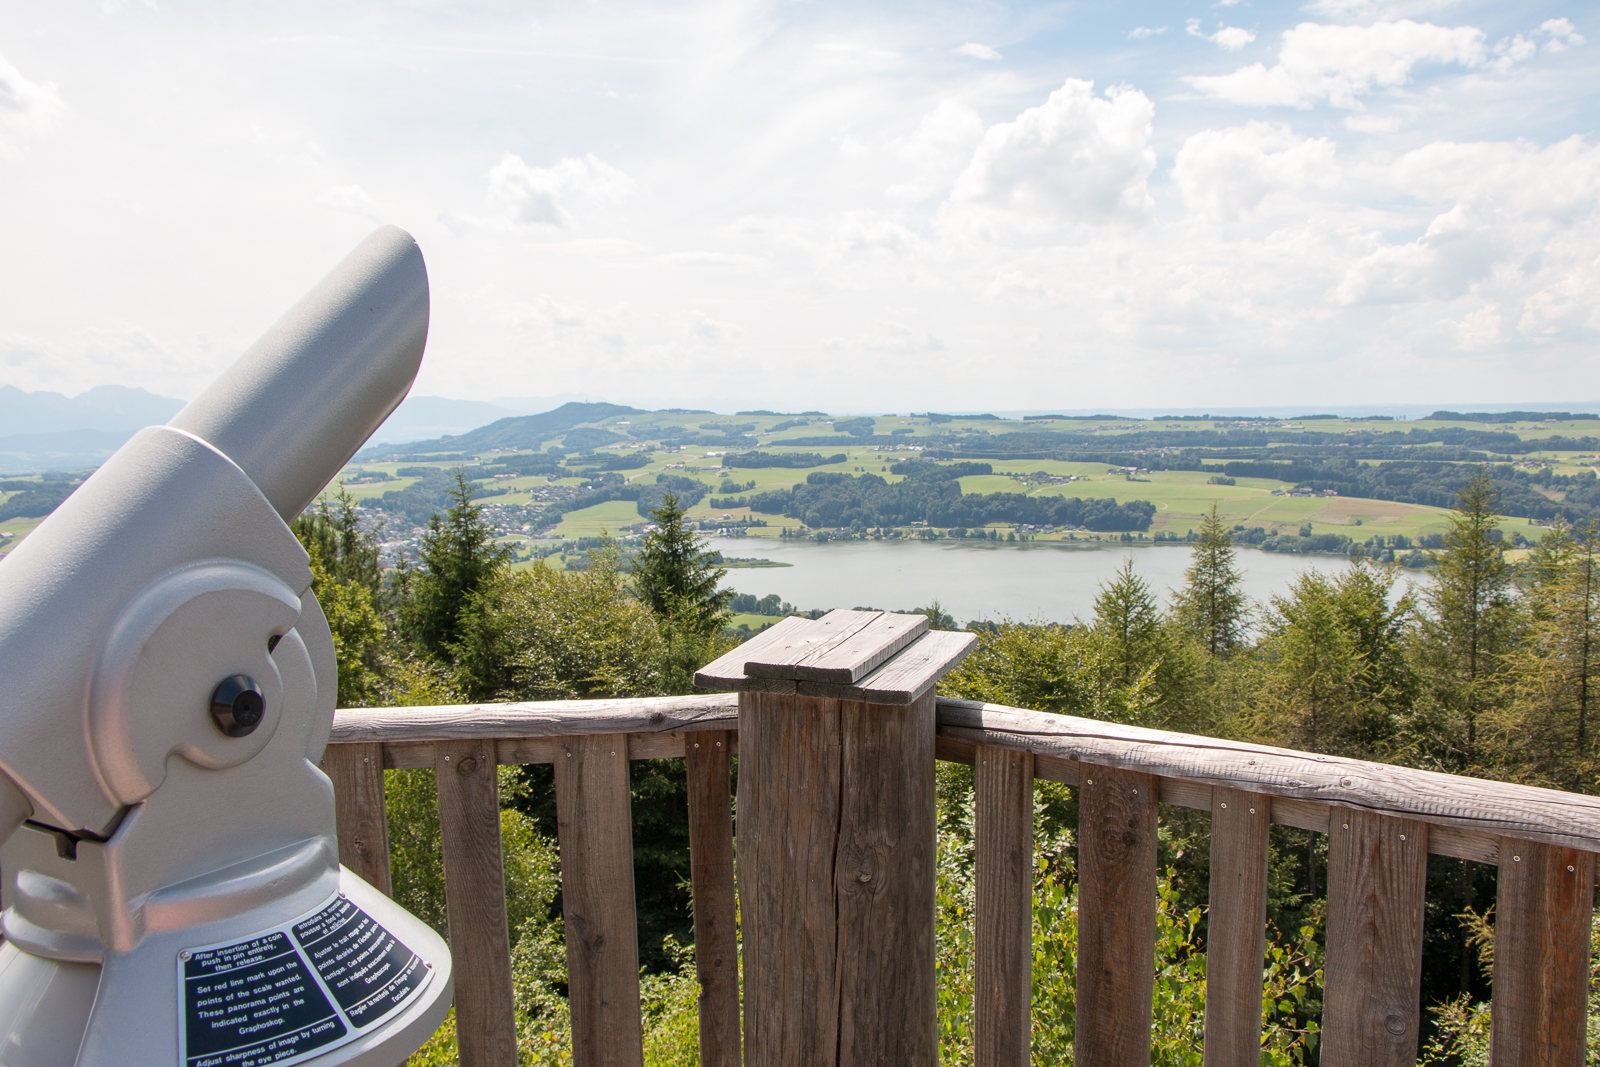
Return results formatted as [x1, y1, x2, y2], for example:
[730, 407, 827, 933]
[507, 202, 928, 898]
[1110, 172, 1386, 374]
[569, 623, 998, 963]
[323, 692, 1600, 1067]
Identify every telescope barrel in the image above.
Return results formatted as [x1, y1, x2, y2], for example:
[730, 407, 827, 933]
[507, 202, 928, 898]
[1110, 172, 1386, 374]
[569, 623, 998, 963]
[168, 225, 429, 520]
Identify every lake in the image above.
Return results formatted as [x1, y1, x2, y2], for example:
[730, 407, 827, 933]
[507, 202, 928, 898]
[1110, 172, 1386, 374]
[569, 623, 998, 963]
[711, 537, 1427, 626]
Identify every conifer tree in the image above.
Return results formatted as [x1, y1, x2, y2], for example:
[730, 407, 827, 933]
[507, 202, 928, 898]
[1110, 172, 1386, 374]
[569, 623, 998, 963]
[399, 471, 510, 660]
[1174, 504, 1248, 655]
[632, 494, 733, 640]
[1092, 558, 1163, 687]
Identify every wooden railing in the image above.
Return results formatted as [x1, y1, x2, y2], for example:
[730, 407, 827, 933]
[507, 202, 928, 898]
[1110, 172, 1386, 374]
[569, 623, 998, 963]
[323, 693, 1600, 1067]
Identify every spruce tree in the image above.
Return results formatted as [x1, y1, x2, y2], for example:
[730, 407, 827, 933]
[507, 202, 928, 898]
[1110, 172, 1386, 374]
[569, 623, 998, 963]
[631, 494, 732, 640]
[1092, 558, 1163, 687]
[1413, 467, 1520, 774]
[399, 471, 510, 660]
[1174, 504, 1248, 655]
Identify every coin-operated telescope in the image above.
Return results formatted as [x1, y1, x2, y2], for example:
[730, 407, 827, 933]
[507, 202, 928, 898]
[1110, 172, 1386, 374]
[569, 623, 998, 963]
[0, 227, 453, 1066]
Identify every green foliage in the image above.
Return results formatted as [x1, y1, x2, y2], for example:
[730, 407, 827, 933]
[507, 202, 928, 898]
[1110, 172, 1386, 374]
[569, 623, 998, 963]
[941, 620, 1162, 726]
[1173, 504, 1249, 656]
[632, 494, 733, 641]
[398, 471, 510, 662]
[456, 545, 665, 701]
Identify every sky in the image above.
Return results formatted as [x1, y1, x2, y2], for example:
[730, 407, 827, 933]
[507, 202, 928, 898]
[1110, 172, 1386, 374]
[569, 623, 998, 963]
[0, 0, 1596, 414]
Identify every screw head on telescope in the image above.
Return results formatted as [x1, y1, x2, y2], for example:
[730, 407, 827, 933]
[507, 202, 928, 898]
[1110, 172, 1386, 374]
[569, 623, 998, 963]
[211, 675, 265, 737]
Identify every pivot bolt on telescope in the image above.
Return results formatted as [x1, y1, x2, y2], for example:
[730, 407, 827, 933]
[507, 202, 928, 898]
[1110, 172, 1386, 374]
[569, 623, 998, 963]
[0, 226, 454, 1066]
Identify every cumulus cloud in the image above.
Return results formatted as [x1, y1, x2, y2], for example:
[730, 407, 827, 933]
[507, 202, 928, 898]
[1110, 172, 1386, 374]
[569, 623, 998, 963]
[887, 100, 984, 202]
[691, 313, 742, 341]
[0, 49, 66, 154]
[946, 79, 1156, 231]
[1537, 18, 1584, 52]
[1186, 20, 1489, 109]
[477, 152, 633, 230]
[1187, 19, 1258, 52]
[1335, 137, 1600, 317]
[823, 321, 945, 354]
[1128, 26, 1167, 40]
[955, 42, 1001, 61]
[1173, 122, 1338, 221]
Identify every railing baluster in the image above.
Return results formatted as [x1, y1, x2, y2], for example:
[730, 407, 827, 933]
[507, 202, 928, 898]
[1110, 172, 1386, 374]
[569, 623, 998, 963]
[1491, 840, 1595, 1065]
[1322, 809, 1428, 1066]
[1076, 765, 1158, 1066]
[1203, 788, 1270, 1067]
[321, 741, 392, 894]
[687, 730, 740, 1067]
[554, 733, 644, 1067]
[436, 739, 518, 1067]
[975, 745, 1032, 1067]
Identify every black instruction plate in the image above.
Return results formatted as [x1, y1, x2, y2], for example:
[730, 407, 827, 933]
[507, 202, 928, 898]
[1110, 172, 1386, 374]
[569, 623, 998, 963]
[178, 895, 432, 1067]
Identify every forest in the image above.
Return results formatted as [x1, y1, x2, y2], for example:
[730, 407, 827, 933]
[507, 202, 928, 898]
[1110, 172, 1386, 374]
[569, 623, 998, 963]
[305, 468, 1599, 1064]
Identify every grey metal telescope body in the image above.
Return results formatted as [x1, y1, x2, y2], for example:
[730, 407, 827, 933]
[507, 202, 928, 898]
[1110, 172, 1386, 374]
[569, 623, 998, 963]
[0, 227, 453, 1065]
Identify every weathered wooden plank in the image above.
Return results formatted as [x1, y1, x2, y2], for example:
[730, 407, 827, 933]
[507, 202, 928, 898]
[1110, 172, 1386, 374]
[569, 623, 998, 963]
[794, 630, 977, 706]
[975, 746, 1032, 1067]
[1322, 809, 1428, 1066]
[382, 739, 433, 769]
[741, 608, 882, 678]
[937, 698, 1600, 853]
[748, 611, 928, 683]
[1076, 765, 1158, 1067]
[739, 690, 843, 1066]
[320, 741, 391, 895]
[1491, 841, 1595, 1065]
[554, 733, 644, 1067]
[332, 692, 739, 744]
[1204, 789, 1270, 1067]
[435, 740, 517, 1067]
[835, 693, 937, 1065]
[695, 616, 815, 690]
[1160, 776, 1212, 811]
[686, 732, 740, 1067]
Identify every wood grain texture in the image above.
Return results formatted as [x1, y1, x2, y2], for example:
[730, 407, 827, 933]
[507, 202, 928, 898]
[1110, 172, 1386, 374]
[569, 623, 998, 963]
[320, 741, 391, 895]
[435, 740, 517, 1067]
[554, 733, 644, 1067]
[740, 608, 880, 678]
[696, 616, 815, 690]
[1322, 809, 1428, 1066]
[1075, 765, 1158, 1067]
[704, 629, 977, 706]
[738, 690, 843, 1067]
[686, 732, 740, 1067]
[1204, 788, 1270, 1067]
[332, 692, 738, 744]
[745, 611, 927, 683]
[1491, 841, 1595, 1066]
[936, 698, 1600, 854]
[836, 694, 938, 1065]
[975, 746, 1032, 1067]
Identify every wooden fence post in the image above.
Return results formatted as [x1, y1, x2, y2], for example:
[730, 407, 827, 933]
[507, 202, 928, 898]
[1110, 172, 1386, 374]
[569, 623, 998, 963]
[1322, 809, 1428, 1067]
[554, 733, 644, 1067]
[1075, 764, 1158, 1067]
[1491, 840, 1595, 1066]
[695, 609, 976, 1067]
[687, 730, 740, 1067]
[321, 741, 392, 894]
[975, 745, 1032, 1067]
[436, 739, 518, 1067]
[1203, 788, 1270, 1067]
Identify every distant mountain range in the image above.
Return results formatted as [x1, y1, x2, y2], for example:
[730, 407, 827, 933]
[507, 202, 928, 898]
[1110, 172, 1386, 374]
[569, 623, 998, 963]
[356, 402, 648, 458]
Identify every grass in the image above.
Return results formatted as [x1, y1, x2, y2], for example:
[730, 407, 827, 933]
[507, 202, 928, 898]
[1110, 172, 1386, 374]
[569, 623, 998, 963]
[551, 499, 646, 538]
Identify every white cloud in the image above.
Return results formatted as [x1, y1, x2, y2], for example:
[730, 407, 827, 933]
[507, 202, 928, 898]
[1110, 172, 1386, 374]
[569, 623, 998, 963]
[1187, 19, 1258, 52]
[823, 321, 945, 354]
[0, 49, 66, 155]
[476, 152, 633, 230]
[1186, 20, 1488, 109]
[946, 79, 1156, 231]
[1128, 26, 1166, 40]
[1538, 18, 1585, 53]
[1344, 113, 1402, 132]
[692, 313, 741, 341]
[955, 42, 1001, 61]
[887, 100, 985, 203]
[317, 184, 381, 219]
[1173, 122, 1338, 221]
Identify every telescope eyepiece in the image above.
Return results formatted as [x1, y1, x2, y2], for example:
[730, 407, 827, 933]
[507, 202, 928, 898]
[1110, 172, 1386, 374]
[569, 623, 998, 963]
[210, 675, 265, 738]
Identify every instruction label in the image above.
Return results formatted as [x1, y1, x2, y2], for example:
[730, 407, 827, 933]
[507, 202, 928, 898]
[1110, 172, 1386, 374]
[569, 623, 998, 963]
[179, 896, 431, 1067]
